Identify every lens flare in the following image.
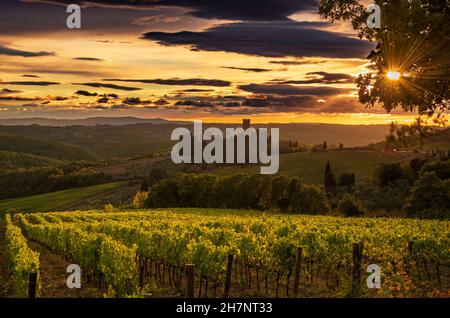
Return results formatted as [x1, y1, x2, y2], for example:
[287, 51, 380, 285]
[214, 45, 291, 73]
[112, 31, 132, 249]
[387, 71, 401, 80]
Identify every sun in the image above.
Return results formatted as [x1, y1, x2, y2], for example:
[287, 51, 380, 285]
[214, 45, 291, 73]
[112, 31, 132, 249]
[387, 71, 401, 81]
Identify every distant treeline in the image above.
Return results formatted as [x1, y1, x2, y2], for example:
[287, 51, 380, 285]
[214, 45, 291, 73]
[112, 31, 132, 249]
[326, 154, 450, 219]
[0, 164, 112, 199]
[145, 173, 329, 213]
[141, 153, 450, 219]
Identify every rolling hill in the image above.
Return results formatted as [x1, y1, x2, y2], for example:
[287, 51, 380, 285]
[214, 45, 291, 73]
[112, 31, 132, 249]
[404, 128, 450, 151]
[0, 124, 175, 159]
[0, 120, 393, 160]
[206, 150, 420, 184]
[0, 134, 100, 161]
[0, 151, 62, 171]
[369, 127, 450, 152]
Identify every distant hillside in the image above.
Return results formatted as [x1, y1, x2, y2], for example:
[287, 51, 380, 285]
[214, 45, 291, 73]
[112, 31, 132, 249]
[370, 127, 450, 151]
[266, 123, 391, 147]
[0, 134, 100, 161]
[0, 120, 393, 161]
[418, 128, 450, 151]
[0, 117, 175, 126]
[0, 124, 176, 159]
[186, 150, 420, 184]
[0, 151, 62, 171]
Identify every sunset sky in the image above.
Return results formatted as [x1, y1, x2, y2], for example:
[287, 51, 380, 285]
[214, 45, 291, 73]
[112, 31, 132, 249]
[0, 0, 422, 124]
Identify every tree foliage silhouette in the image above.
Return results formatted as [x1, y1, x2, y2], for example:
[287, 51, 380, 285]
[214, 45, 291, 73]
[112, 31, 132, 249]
[319, 0, 450, 116]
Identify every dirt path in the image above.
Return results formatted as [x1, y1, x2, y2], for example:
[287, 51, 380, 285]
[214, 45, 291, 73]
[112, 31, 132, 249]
[0, 225, 102, 298]
[27, 241, 102, 298]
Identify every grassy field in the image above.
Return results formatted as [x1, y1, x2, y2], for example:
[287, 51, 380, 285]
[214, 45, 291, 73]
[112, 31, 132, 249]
[0, 181, 128, 214]
[209, 150, 418, 184]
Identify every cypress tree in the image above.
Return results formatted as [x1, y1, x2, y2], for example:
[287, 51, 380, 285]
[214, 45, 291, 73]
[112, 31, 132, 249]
[324, 161, 336, 193]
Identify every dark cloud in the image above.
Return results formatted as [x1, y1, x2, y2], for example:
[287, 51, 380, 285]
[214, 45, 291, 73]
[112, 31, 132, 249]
[175, 89, 215, 93]
[74, 57, 104, 61]
[20, 68, 107, 77]
[271, 95, 316, 108]
[107, 93, 119, 98]
[166, 94, 366, 114]
[175, 100, 215, 107]
[319, 97, 361, 113]
[123, 97, 142, 105]
[241, 95, 315, 109]
[122, 97, 152, 105]
[0, 96, 38, 101]
[270, 60, 326, 65]
[183, 0, 317, 21]
[93, 40, 129, 44]
[0, 44, 54, 57]
[73, 82, 142, 91]
[53, 96, 69, 101]
[97, 96, 109, 103]
[153, 98, 170, 105]
[22, 74, 41, 78]
[75, 90, 98, 97]
[0, 81, 60, 86]
[0, 94, 71, 102]
[26, 0, 317, 22]
[221, 95, 247, 101]
[278, 71, 354, 85]
[105, 78, 231, 87]
[0, 88, 22, 94]
[143, 21, 374, 59]
[241, 98, 271, 107]
[221, 66, 271, 73]
[221, 101, 241, 107]
[168, 94, 316, 110]
[238, 84, 351, 96]
[224, 95, 363, 114]
[0, 0, 169, 35]
[95, 95, 153, 106]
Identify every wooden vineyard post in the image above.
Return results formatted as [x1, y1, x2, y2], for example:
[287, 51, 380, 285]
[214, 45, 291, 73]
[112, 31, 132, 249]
[224, 253, 234, 298]
[28, 272, 37, 299]
[351, 242, 364, 296]
[293, 247, 302, 297]
[408, 241, 413, 257]
[139, 261, 145, 289]
[406, 241, 413, 275]
[186, 264, 195, 298]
